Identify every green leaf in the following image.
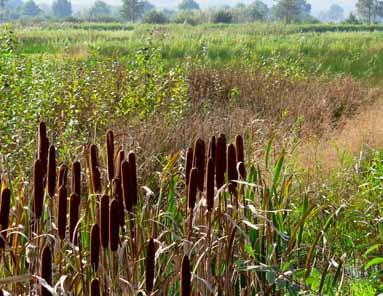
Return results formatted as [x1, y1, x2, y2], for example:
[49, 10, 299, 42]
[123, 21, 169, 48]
[365, 257, 383, 269]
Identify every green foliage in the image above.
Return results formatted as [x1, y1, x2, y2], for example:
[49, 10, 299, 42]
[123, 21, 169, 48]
[143, 10, 168, 24]
[272, 0, 311, 23]
[178, 0, 200, 11]
[212, 10, 233, 24]
[21, 0, 42, 17]
[121, 0, 145, 21]
[88, 0, 111, 18]
[52, 0, 72, 18]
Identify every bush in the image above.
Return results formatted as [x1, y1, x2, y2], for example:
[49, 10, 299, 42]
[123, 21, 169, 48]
[212, 10, 233, 24]
[143, 10, 169, 24]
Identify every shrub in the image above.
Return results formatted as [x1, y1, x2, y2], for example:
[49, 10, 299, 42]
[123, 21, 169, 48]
[143, 10, 169, 24]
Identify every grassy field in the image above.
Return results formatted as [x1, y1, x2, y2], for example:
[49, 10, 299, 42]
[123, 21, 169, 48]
[0, 23, 382, 295]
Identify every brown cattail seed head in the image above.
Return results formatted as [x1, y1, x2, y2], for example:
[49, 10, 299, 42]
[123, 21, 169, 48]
[121, 160, 131, 212]
[90, 224, 100, 272]
[58, 164, 68, 189]
[33, 159, 44, 220]
[72, 161, 81, 197]
[235, 135, 244, 164]
[106, 130, 115, 181]
[57, 185, 67, 240]
[146, 238, 155, 293]
[100, 195, 109, 249]
[237, 162, 246, 180]
[185, 148, 193, 186]
[90, 144, 101, 193]
[109, 199, 119, 252]
[227, 144, 238, 186]
[128, 152, 138, 208]
[40, 245, 52, 296]
[188, 168, 198, 210]
[90, 278, 100, 296]
[215, 134, 226, 189]
[38, 121, 49, 176]
[47, 145, 56, 198]
[208, 136, 216, 163]
[112, 177, 124, 227]
[206, 158, 214, 212]
[0, 188, 11, 248]
[181, 255, 191, 296]
[193, 139, 205, 192]
[69, 193, 80, 244]
[115, 149, 125, 179]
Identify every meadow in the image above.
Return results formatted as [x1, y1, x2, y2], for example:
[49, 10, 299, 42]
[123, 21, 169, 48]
[0, 23, 382, 295]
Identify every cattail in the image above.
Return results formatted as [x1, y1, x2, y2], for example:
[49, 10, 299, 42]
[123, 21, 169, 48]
[193, 139, 205, 192]
[0, 188, 11, 248]
[106, 130, 115, 181]
[90, 278, 100, 296]
[181, 255, 191, 296]
[33, 159, 44, 220]
[227, 144, 238, 186]
[112, 178, 124, 227]
[47, 145, 56, 198]
[57, 185, 67, 240]
[58, 164, 68, 189]
[69, 193, 80, 244]
[208, 136, 216, 163]
[237, 162, 246, 180]
[90, 144, 102, 193]
[215, 134, 226, 189]
[128, 152, 138, 208]
[115, 149, 125, 179]
[109, 199, 119, 252]
[90, 224, 100, 272]
[188, 168, 198, 210]
[185, 148, 193, 186]
[146, 238, 155, 293]
[100, 195, 109, 249]
[72, 161, 81, 197]
[121, 160, 131, 212]
[206, 158, 214, 212]
[235, 135, 244, 164]
[40, 245, 52, 296]
[38, 121, 49, 176]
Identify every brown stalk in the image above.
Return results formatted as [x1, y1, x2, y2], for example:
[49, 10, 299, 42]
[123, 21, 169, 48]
[90, 224, 100, 272]
[72, 161, 81, 197]
[181, 255, 191, 296]
[100, 195, 109, 249]
[146, 238, 155, 293]
[0, 188, 11, 248]
[57, 185, 67, 240]
[109, 199, 120, 252]
[215, 134, 226, 189]
[192, 139, 205, 192]
[90, 144, 102, 194]
[33, 159, 45, 220]
[69, 193, 80, 245]
[40, 245, 52, 296]
[47, 145, 56, 198]
[106, 130, 115, 182]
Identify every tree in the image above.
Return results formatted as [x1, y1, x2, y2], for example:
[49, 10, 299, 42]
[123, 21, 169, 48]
[178, 0, 199, 11]
[89, 0, 111, 17]
[272, 0, 311, 23]
[143, 10, 168, 23]
[212, 9, 233, 23]
[344, 12, 360, 24]
[247, 0, 269, 21]
[121, 0, 146, 21]
[356, 0, 383, 24]
[52, 0, 72, 18]
[21, 0, 41, 16]
[327, 4, 344, 22]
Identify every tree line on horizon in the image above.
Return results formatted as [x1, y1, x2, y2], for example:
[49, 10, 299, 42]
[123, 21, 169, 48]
[0, 0, 382, 25]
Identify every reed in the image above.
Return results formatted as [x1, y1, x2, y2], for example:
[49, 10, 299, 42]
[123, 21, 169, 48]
[206, 158, 214, 212]
[188, 168, 198, 210]
[109, 199, 120, 252]
[215, 134, 226, 189]
[38, 121, 49, 176]
[115, 149, 125, 179]
[185, 148, 193, 186]
[106, 130, 115, 182]
[47, 145, 56, 198]
[58, 164, 68, 189]
[193, 139, 205, 192]
[208, 136, 216, 163]
[226, 144, 238, 186]
[40, 245, 52, 296]
[112, 177, 125, 227]
[0, 188, 11, 248]
[69, 193, 80, 244]
[72, 161, 81, 197]
[90, 144, 102, 193]
[100, 195, 109, 249]
[90, 224, 100, 272]
[181, 255, 191, 296]
[235, 135, 244, 163]
[33, 159, 45, 220]
[57, 185, 67, 240]
[90, 278, 100, 296]
[146, 238, 155, 293]
[121, 160, 132, 212]
[128, 152, 138, 208]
